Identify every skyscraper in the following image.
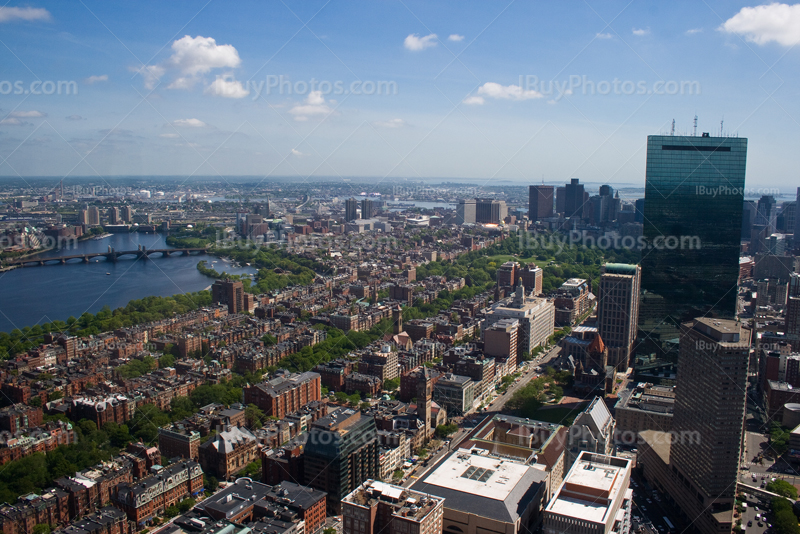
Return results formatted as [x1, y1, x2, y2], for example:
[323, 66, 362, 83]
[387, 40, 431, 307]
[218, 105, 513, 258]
[345, 198, 358, 222]
[455, 199, 476, 224]
[637, 134, 747, 362]
[211, 279, 244, 314]
[641, 318, 747, 533]
[597, 263, 641, 371]
[528, 185, 554, 221]
[304, 408, 379, 514]
[475, 199, 507, 224]
[361, 198, 375, 219]
[563, 178, 585, 219]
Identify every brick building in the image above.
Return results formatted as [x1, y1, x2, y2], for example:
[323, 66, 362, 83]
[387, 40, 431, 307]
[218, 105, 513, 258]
[243, 372, 321, 419]
[114, 460, 204, 525]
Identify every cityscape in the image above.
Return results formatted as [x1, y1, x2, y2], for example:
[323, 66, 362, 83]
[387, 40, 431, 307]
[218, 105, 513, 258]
[2, 2, 800, 534]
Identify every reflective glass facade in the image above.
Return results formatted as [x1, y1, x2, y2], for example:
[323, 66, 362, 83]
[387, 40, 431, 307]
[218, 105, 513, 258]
[637, 135, 747, 361]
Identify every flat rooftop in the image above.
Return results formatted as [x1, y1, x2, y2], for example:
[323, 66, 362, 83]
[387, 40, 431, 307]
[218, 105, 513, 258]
[411, 449, 548, 523]
[545, 452, 630, 525]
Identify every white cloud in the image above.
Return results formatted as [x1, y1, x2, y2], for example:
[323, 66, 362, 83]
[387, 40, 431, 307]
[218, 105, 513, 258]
[171, 118, 207, 128]
[476, 82, 543, 101]
[721, 3, 800, 46]
[204, 74, 249, 98]
[632, 27, 650, 36]
[374, 118, 406, 128]
[596, 32, 614, 39]
[66, 115, 83, 121]
[462, 95, 485, 105]
[289, 91, 333, 121]
[159, 133, 180, 138]
[0, 117, 25, 125]
[291, 148, 307, 156]
[132, 64, 166, 90]
[84, 75, 108, 84]
[135, 35, 242, 90]
[9, 110, 45, 118]
[0, 7, 51, 23]
[686, 28, 703, 35]
[404, 33, 438, 51]
[448, 34, 465, 41]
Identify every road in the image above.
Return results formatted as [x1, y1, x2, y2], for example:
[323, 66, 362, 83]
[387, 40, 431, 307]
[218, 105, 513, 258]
[739, 429, 800, 486]
[399, 344, 562, 488]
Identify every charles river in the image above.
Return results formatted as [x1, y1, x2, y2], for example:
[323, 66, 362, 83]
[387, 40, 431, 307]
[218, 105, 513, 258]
[0, 232, 256, 333]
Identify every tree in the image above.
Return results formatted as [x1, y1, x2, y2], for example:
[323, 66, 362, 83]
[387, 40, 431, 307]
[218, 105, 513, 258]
[245, 404, 265, 428]
[159, 353, 176, 369]
[204, 474, 219, 492]
[32, 525, 50, 534]
[164, 505, 180, 518]
[435, 423, 458, 438]
[178, 498, 196, 513]
[771, 497, 800, 534]
[383, 378, 400, 391]
[767, 479, 798, 499]
[392, 469, 404, 481]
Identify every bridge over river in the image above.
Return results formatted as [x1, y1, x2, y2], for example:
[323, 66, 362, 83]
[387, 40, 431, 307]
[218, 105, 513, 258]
[4, 245, 207, 267]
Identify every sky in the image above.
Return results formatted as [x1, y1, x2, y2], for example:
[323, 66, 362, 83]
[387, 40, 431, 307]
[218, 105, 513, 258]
[1, 1, 800, 190]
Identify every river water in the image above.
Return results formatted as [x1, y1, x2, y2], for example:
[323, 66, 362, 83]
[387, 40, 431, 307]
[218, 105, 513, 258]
[0, 232, 255, 333]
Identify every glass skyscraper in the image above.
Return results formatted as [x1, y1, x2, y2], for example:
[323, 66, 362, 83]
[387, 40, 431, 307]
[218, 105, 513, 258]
[637, 134, 747, 363]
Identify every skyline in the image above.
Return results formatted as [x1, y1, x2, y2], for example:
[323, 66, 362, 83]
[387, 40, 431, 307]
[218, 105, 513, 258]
[0, 1, 798, 186]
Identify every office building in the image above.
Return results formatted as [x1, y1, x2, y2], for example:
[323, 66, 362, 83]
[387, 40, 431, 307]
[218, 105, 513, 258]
[550, 278, 593, 327]
[563, 179, 585, 219]
[158, 425, 201, 461]
[528, 185, 554, 221]
[303, 408, 379, 514]
[755, 194, 777, 233]
[456, 199, 477, 225]
[342, 480, 444, 534]
[412, 449, 548, 534]
[637, 134, 747, 363]
[487, 284, 555, 358]
[639, 318, 748, 533]
[543, 452, 632, 534]
[475, 199, 508, 224]
[614, 382, 674, 441]
[345, 198, 359, 222]
[361, 198, 375, 219]
[212, 279, 244, 314]
[596, 264, 641, 370]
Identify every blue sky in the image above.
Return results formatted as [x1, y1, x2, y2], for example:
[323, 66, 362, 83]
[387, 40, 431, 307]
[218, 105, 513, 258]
[1, 1, 800, 190]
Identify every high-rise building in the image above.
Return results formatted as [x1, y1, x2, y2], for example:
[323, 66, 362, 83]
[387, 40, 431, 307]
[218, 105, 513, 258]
[361, 198, 375, 219]
[455, 199, 476, 225]
[528, 185, 554, 221]
[634, 198, 645, 224]
[597, 263, 641, 370]
[755, 194, 777, 233]
[563, 178, 585, 219]
[640, 318, 748, 533]
[483, 318, 519, 370]
[345, 198, 359, 222]
[304, 408, 379, 514]
[475, 199, 507, 224]
[121, 206, 133, 223]
[211, 279, 244, 314]
[637, 134, 747, 362]
[496, 261, 518, 288]
[486, 283, 555, 357]
[81, 206, 100, 226]
[518, 264, 543, 296]
[342, 480, 444, 534]
[108, 207, 122, 225]
[555, 186, 566, 215]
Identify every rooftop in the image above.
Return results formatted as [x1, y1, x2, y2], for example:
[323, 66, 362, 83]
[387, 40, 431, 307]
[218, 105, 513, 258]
[343, 480, 443, 522]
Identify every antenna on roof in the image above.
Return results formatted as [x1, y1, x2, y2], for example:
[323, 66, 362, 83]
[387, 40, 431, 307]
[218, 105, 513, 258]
[670, 119, 675, 136]
[693, 115, 698, 137]
[720, 117, 724, 137]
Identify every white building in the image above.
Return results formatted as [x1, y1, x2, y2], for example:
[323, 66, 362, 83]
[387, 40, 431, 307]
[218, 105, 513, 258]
[486, 285, 555, 357]
[543, 451, 632, 534]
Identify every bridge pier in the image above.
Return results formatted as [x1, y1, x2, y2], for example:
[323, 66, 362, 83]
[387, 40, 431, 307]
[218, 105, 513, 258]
[83, 256, 90, 263]
[59, 259, 65, 264]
